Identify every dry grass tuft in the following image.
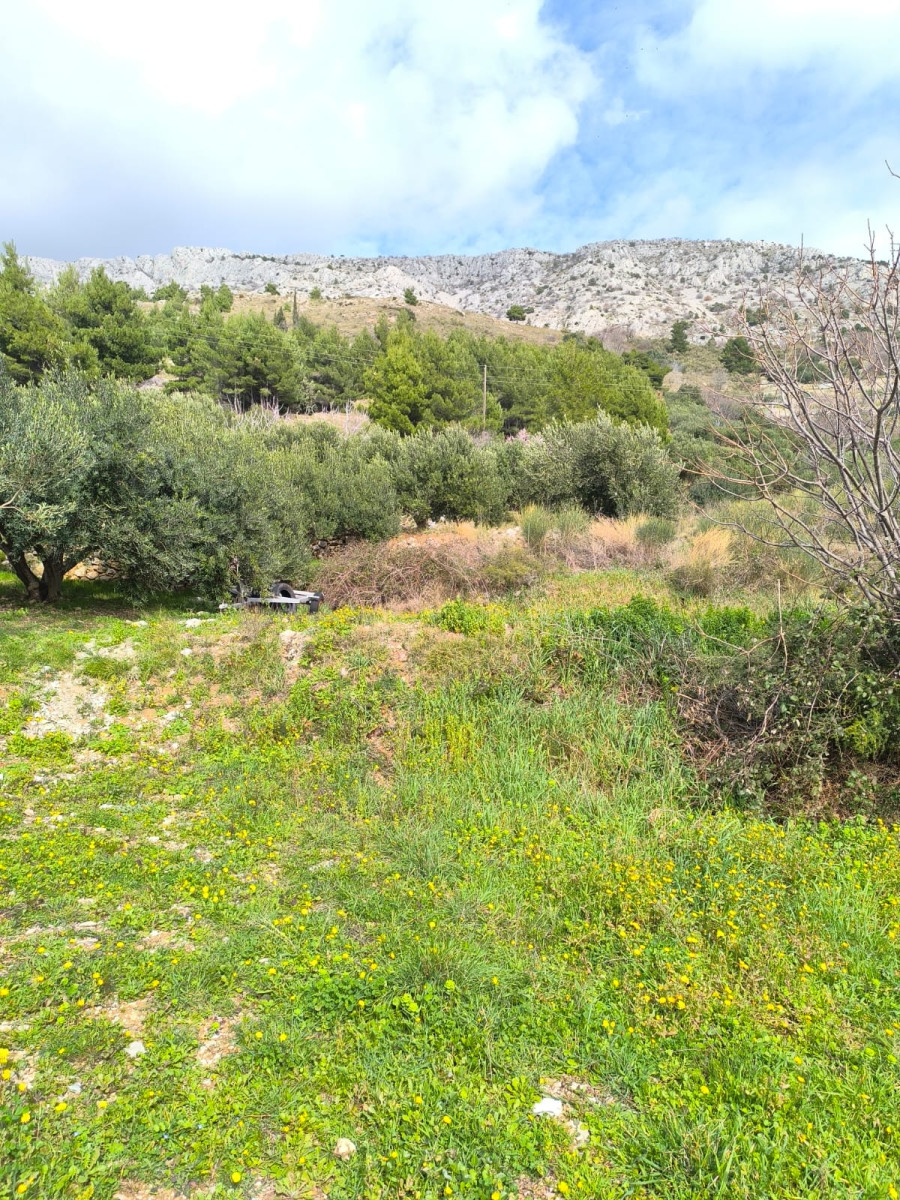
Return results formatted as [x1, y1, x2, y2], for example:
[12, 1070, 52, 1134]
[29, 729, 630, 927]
[669, 526, 733, 596]
[589, 516, 645, 562]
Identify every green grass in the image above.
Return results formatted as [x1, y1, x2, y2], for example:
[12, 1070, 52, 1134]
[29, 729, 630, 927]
[0, 589, 898, 1200]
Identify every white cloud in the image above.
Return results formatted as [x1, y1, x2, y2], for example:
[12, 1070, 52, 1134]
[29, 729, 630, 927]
[30, 0, 325, 114]
[601, 98, 645, 126]
[2, 0, 596, 254]
[638, 0, 900, 90]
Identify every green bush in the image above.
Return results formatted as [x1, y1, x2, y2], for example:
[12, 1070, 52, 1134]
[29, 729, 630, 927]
[433, 600, 505, 636]
[721, 336, 758, 375]
[0, 371, 202, 602]
[668, 319, 690, 354]
[546, 594, 900, 812]
[515, 416, 681, 518]
[384, 427, 510, 526]
[481, 547, 541, 593]
[699, 605, 900, 809]
[697, 604, 765, 647]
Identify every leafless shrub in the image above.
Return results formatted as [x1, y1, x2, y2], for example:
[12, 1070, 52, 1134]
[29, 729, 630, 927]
[312, 538, 541, 609]
[715, 218, 900, 616]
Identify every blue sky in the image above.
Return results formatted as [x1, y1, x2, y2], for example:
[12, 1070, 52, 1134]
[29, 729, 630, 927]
[2, 0, 899, 261]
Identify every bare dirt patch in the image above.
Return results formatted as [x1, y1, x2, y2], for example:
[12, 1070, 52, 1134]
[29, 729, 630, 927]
[93, 639, 136, 663]
[278, 629, 312, 682]
[516, 1176, 558, 1199]
[137, 930, 182, 951]
[205, 628, 256, 665]
[93, 996, 152, 1037]
[24, 672, 111, 738]
[196, 1016, 239, 1070]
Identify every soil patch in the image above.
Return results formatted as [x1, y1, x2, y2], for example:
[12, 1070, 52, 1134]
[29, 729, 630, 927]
[196, 1016, 239, 1069]
[24, 672, 111, 738]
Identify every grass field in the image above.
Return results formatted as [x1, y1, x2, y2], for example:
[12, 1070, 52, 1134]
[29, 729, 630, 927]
[1, 570, 898, 1200]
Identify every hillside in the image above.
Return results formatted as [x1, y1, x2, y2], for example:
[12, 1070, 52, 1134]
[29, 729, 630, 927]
[25, 238, 870, 343]
[226, 292, 564, 347]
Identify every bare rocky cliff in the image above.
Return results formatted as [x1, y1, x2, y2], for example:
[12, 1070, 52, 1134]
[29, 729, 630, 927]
[25, 238, 867, 341]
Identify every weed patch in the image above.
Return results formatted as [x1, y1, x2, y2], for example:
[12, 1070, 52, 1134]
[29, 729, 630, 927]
[0, 595, 898, 1199]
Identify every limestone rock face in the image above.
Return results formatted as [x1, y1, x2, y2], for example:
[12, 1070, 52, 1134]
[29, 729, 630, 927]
[25, 238, 870, 341]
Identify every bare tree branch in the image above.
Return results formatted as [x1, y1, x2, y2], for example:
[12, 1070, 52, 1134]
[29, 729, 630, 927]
[706, 217, 900, 618]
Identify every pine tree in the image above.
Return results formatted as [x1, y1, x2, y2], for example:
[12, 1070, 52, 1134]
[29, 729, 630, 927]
[0, 243, 71, 382]
[668, 320, 690, 354]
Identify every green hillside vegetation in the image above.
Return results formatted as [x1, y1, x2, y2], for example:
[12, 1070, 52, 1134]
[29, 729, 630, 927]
[0, 244, 668, 435]
[0, 371, 679, 603]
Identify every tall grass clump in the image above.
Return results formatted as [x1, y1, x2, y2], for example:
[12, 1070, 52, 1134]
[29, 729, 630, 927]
[669, 527, 732, 596]
[636, 516, 677, 549]
[706, 498, 824, 597]
[519, 505, 555, 552]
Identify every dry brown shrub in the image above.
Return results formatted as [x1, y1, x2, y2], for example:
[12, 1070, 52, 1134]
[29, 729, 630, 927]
[313, 537, 540, 609]
[541, 515, 655, 570]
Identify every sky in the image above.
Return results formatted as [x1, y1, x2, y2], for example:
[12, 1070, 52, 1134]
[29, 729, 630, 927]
[2, 0, 899, 261]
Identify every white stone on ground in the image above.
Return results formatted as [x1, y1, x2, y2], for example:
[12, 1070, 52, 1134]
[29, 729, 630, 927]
[532, 1096, 564, 1118]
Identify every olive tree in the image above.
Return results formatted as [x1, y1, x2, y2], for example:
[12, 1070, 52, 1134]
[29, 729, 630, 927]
[512, 414, 682, 517]
[0, 371, 198, 601]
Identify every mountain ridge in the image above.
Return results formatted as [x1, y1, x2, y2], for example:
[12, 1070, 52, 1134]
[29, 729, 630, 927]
[25, 238, 867, 341]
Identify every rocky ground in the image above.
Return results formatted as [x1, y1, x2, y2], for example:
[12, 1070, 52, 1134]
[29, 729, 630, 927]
[26, 238, 871, 343]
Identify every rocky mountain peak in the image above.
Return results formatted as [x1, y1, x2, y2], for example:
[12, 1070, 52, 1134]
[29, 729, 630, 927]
[25, 237, 867, 341]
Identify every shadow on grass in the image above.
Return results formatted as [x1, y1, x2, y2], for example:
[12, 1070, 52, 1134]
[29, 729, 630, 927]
[0, 569, 217, 618]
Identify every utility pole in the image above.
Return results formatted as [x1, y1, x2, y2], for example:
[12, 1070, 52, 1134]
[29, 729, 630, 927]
[482, 363, 487, 431]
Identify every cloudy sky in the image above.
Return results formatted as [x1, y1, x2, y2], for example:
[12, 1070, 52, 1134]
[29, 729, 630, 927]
[2, 0, 899, 260]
